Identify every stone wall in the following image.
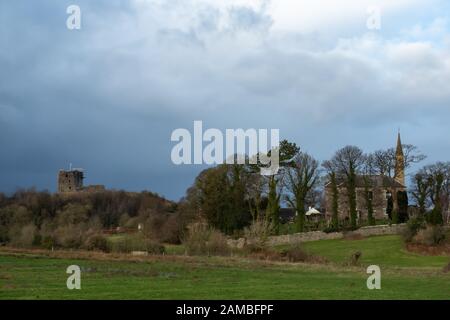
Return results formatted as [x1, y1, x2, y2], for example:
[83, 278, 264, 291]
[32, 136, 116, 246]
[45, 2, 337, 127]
[228, 224, 407, 248]
[267, 224, 407, 246]
[353, 224, 407, 237]
[325, 185, 395, 221]
[324, 175, 407, 223]
[266, 231, 343, 246]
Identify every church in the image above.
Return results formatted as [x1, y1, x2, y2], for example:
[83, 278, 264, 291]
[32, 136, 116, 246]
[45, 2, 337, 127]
[324, 133, 407, 223]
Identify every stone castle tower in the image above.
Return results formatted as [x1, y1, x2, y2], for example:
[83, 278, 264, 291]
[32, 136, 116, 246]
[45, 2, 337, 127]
[58, 169, 84, 193]
[394, 132, 405, 186]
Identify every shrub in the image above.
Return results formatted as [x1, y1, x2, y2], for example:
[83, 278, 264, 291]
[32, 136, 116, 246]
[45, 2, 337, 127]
[338, 219, 359, 232]
[118, 213, 131, 227]
[56, 203, 89, 226]
[137, 240, 166, 254]
[183, 223, 229, 256]
[349, 251, 362, 266]
[148, 242, 166, 254]
[443, 262, 450, 273]
[427, 208, 444, 226]
[205, 230, 229, 256]
[0, 225, 9, 243]
[83, 234, 108, 252]
[414, 226, 446, 246]
[402, 217, 426, 243]
[282, 243, 308, 262]
[248, 248, 283, 261]
[159, 215, 182, 244]
[183, 223, 210, 255]
[391, 209, 399, 225]
[142, 214, 165, 240]
[41, 236, 56, 250]
[109, 234, 165, 254]
[323, 225, 339, 233]
[243, 219, 274, 252]
[32, 233, 42, 246]
[54, 224, 85, 249]
[9, 224, 37, 248]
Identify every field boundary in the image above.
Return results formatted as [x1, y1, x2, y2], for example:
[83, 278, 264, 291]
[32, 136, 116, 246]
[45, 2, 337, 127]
[228, 224, 408, 247]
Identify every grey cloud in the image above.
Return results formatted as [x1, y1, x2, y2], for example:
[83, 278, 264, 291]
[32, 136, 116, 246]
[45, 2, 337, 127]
[1, 0, 450, 199]
[228, 6, 273, 31]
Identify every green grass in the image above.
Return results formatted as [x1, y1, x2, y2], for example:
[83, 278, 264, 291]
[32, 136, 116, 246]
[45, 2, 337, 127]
[107, 234, 185, 255]
[301, 235, 449, 269]
[106, 234, 127, 243]
[0, 235, 448, 300]
[164, 244, 186, 255]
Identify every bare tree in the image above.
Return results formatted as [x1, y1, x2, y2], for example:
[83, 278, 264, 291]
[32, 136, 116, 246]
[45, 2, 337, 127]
[371, 149, 394, 176]
[245, 170, 267, 221]
[329, 146, 365, 228]
[402, 144, 428, 170]
[418, 162, 450, 224]
[410, 172, 432, 216]
[370, 144, 426, 177]
[285, 152, 320, 232]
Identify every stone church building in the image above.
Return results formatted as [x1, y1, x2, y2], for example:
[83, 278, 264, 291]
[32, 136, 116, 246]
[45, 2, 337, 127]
[324, 133, 407, 222]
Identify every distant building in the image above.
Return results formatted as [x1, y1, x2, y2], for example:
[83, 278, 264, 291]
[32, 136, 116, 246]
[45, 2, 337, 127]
[324, 133, 407, 222]
[394, 132, 406, 186]
[58, 169, 84, 193]
[306, 207, 323, 223]
[305, 207, 322, 217]
[324, 175, 406, 221]
[57, 166, 105, 193]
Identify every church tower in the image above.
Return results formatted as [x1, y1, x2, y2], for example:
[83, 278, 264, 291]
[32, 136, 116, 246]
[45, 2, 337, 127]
[394, 132, 405, 186]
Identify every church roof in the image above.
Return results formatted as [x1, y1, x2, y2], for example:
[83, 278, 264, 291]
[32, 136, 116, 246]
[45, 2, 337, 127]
[329, 175, 406, 188]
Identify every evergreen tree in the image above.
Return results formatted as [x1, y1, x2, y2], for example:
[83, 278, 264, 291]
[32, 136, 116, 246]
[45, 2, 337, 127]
[264, 140, 300, 234]
[330, 172, 339, 230]
[397, 191, 409, 223]
[363, 176, 375, 226]
[322, 161, 339, 231]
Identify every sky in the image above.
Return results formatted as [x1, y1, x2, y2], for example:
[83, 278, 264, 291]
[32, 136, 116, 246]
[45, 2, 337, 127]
[1, 0, 450, 200]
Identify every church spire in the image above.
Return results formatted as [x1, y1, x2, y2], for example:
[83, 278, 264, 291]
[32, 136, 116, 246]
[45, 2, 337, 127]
[394, 131, 405, 186]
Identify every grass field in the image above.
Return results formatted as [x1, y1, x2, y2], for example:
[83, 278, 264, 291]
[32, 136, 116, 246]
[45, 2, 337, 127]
[0, 235, 448, 300]
[304, 235, 449, 268]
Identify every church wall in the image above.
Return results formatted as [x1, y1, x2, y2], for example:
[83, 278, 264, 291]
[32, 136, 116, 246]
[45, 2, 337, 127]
[325, 185, 404, 223]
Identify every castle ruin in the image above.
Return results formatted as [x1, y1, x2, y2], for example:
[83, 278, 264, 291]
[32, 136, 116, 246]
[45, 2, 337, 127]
[57, 169, 84, 193]
[57, 166, 105, 193]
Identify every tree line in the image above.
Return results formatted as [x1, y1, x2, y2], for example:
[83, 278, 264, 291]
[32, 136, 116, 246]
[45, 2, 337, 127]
[0, 189, 181, 248]
[0, 140, 448, 249]
[181, 140, 449, 235]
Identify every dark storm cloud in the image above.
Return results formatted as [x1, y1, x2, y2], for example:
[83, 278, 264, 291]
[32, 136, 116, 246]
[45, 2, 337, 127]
[1, 0, 450, 199]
